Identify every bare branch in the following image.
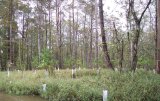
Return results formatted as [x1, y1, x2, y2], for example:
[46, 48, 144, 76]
[130, 0, 152, 25]
[139, 0, 152, 22]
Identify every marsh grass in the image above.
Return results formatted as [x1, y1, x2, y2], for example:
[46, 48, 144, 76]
[0, 69, 160, 101]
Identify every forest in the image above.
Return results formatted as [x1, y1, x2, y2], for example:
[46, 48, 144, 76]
[0, 0, 160, 101]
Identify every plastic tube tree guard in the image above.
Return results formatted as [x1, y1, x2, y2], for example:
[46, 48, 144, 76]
[103, 90, 108, 101]
[42, 84, 47, 92]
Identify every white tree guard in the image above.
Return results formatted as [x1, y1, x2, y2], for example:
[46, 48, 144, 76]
[103, 90, 108, 101]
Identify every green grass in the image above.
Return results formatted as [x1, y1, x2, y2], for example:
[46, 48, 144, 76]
[0, 69, 160, 101]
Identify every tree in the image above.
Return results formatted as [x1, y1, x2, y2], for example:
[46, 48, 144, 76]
[99, 0, 114, 70]
[156, 0, 160, 74]
[113, 22, 124, 71]
[128, 0, 152, 71]
[95, 0, 99, 69]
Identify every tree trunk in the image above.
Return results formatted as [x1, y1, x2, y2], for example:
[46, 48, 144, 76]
[156, 0, 160, 74]
[37, 1, 41, 63]
[22, 13, 25, 64]
[0, 38, 2, 70]
[83, 14, 88, 68]
[113, 22, 124, 70]
[69, 8, 72, 67]
[59, 6, 63, 69]
[89, 4, 93, 68]
[120, 40, 124, 71]
[95, 0, 99, 69]
[72, 0, 77, 68]
[155, 0, 158, 71]
[49, 2, 51, 50]
[75, 7, 79, 65]
[129, 0, 151, 71]
[99, 0, 114, 70]
[56, 0, 63, 69]
[131, 28, 140, 71]
[7, 0, 13, 70]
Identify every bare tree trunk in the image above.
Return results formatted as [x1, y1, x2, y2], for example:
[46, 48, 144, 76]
[56, 0, 59, 69]
[75, 7, 79, 64]
[95, 0, 99, 69]
[83, 14, 88, 68]
[30, 32, 33, 70]
[49, 1, 51, 50]
[56, 0, 63, 68]
[37, 1, 41, 63]
[26, 33, 29, 70]
[121, 40, 124, 69]
[7, 0, 13, 70]
[155, 0, 158, 71]
[0, 38, 2, 70]
[156, 0, 160, 74]
[89, 3, 93, 69]
[9, 0, 13, 64]
[18, 39, 21, 69]
[26, 4, 30, 70]
[131, 28, 140, 71]
[22, 13, 25, 64]
[45, 14, 48, 48]
[99, 0, 114, 70]
[69, 8, 72, 68]
[72, 0, 76, 68]
[59, 6, 63, 69]
[38, 22, 41, 64]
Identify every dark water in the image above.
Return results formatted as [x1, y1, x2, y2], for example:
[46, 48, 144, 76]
[0, 92, 47, 101]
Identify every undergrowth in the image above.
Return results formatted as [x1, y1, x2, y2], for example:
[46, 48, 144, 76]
[0, 69, 159, 101]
